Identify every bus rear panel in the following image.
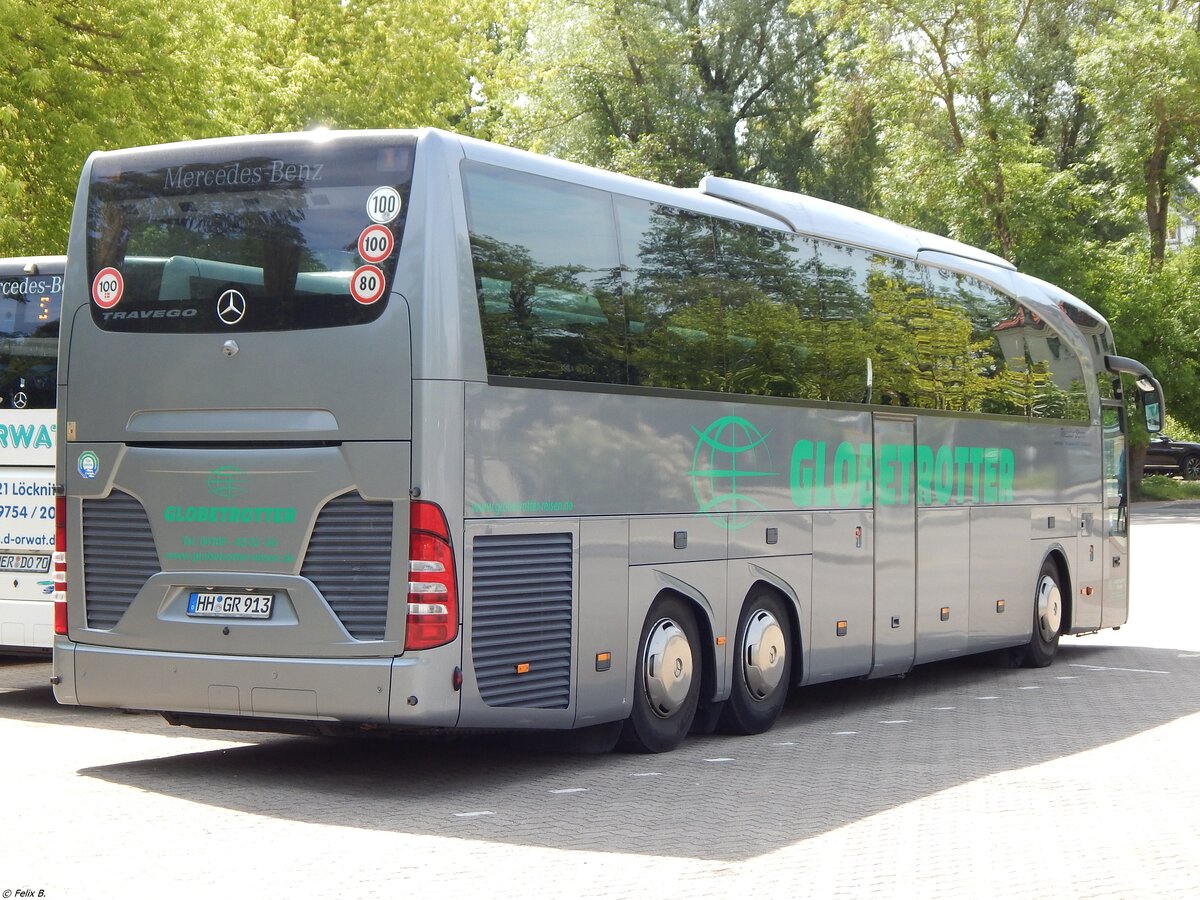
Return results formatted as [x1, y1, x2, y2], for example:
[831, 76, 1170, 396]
[53, 134, 462, 725]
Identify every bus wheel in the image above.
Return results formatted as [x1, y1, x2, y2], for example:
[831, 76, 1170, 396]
[719, 592, 792, 735]
[618, 596, 701, 753]
[1018, 559, 1063, 668]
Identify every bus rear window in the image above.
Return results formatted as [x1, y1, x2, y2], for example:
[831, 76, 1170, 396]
[86, 137, 415, 333]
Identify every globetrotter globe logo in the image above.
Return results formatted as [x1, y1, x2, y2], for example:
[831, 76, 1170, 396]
[206, 465, 247, 499]
[690, 415, 776, 530]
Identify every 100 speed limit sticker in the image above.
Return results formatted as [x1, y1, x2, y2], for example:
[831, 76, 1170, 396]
[357, 224, 394, 264]
[92, 267, 124, 308]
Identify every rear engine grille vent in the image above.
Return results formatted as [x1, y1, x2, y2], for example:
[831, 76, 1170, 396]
[471, 532, 573, 709]
[301, 493, 394, 641]
[82, 491, 160, 630]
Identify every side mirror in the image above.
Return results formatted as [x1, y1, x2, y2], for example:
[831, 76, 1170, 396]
[1143, 394, 1163, 433]
[1105, 355, 1165, 434]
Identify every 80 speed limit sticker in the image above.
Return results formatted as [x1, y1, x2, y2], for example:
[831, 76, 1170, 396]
[349, 265, 386, 305]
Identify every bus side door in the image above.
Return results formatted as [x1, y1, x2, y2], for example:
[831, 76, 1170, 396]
[1100, 403, 1129, 627]
[871, 415, 917, 677]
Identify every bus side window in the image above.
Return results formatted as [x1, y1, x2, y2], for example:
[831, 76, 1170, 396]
[716, 221, 817, 399]
[812, 239, 874, 404]
[618, 199, 723, 392]
[918, 267, 1090, 421]
[463, 163, 626, 384]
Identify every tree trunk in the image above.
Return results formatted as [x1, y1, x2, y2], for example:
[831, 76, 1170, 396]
[1145, 123, 1171, 269]
[1130, 439, 1147, 497]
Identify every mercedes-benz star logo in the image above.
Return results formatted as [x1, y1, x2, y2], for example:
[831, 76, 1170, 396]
[11, 391, 27, 409]
[216, 289, 247, 325]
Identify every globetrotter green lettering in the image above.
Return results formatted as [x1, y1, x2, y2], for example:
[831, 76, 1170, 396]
[692, 416, 1018, 523]
[789, 440, 1015, 507]
[163, 505, 297, 524]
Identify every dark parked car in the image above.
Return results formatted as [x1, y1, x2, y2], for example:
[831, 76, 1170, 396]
[1143, 433, 1200, 480]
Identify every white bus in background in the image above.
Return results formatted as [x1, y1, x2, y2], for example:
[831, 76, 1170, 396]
[0, 256, 63, 654]
[52, 131, 1163, 752]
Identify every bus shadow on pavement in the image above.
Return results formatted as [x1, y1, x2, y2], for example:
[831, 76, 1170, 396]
[80, 640, 1200, 862]
[0, 656, 262, 741]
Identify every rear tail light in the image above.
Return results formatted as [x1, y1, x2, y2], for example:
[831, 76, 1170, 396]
[53, 495, 67, 635]
[405, 500, 457, 650]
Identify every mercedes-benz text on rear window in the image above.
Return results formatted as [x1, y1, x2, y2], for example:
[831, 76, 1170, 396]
[86, 136, 415, 333]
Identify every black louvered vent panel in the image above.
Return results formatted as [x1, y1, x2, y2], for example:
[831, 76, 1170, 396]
[472, 532, 573, 709]
[82, 491, 161, 630]
[301, 493, 394, 641]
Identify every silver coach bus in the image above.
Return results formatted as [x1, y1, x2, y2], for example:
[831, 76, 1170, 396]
[51, 130, 1163, 752]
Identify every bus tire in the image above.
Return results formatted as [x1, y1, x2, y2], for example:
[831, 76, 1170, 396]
[618, 596, 701, 753]
[1018, 558, 1063, 668]
[719, 592, 792, 735]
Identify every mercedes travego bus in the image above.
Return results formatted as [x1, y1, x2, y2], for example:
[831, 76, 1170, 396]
[0, 255, 63, 654]
[51, 130, 1163, 752]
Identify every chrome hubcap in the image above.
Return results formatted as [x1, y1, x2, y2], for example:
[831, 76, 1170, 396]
[1036, 575, 1062, 642]
[742, 609, 786, 701]
[643, 618, 693, 718]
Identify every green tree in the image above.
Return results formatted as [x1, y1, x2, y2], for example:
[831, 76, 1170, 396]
[205, 0, 515, 135]
[1096, 239, 1200, 427]
[499, 0, 830, 189]
[1076, 0, 1200, 268]
[0, 0, 217, 255]
[797, 1, 1100, 269]
[0, 0, 513, 257]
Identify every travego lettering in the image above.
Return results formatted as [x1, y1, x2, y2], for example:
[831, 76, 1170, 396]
[103, 308, 198, 320]
[163, 505, 297, 524]
[163, 160, 325, 192]
[789, 440, 1015, 508]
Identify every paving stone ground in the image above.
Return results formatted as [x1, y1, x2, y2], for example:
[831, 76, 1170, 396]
[2, 502, 1198, 899]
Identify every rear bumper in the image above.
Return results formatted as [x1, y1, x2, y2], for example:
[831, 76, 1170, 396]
[52, 637, 462, 727]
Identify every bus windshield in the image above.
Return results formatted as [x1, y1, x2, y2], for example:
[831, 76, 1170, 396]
[85, 136, 415, 333]
[0, 261, 61, 410]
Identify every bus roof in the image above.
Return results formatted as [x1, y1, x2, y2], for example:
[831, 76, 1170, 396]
[698, 176, 1014, 270]
[78, 128, 1107, 336]
[0, 255, 65, 270]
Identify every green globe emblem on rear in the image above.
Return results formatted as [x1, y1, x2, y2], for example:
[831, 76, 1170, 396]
[690, 416, 775, 530]
[206, 465, 247, 499]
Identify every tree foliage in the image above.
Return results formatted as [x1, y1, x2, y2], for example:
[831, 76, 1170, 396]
[1076, 0, 1200, 267]
[0, 0, 509, 257]
[494, 0, 833, 190]
[0, 0, 211, 254]
[4, 0, 1200, 430]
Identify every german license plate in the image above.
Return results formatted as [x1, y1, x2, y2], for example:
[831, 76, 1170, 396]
[187, 592, 274, 619]
[0, 553, 50, 573]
